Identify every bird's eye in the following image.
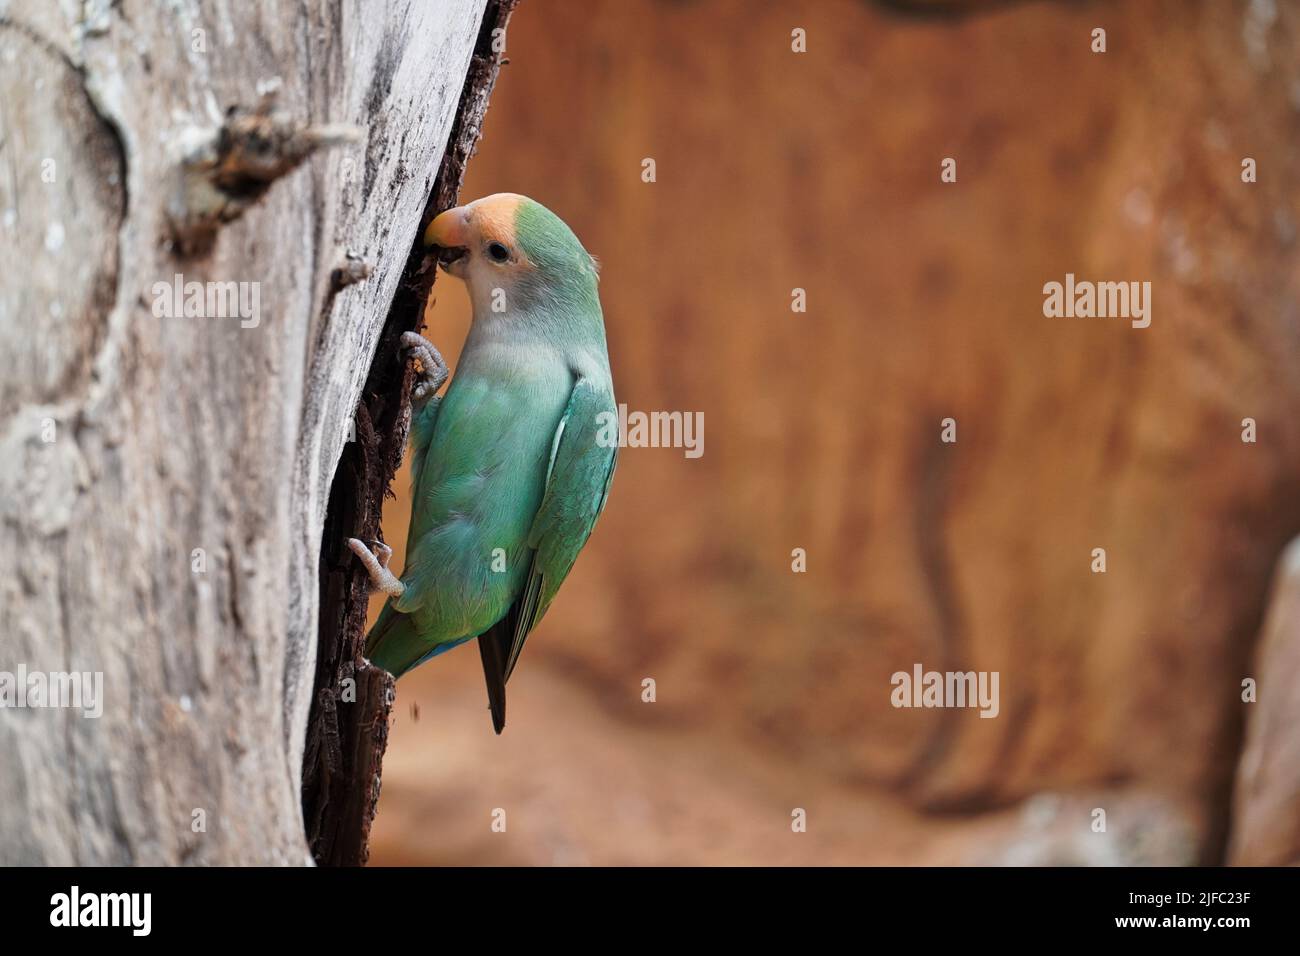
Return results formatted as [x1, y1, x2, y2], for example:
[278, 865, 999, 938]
[486, 241, 510, 263]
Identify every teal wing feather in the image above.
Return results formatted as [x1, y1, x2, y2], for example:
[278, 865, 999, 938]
[502, 376, 618, 679]
[407, 395, 442, 496]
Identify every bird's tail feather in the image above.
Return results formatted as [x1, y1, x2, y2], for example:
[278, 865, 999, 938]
[477, 612, 516, 735]
[477, 632, 507, 735]
[369, 599, 517, 736]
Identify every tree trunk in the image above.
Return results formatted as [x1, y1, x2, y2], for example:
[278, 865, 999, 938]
[0, 0, 509, 865]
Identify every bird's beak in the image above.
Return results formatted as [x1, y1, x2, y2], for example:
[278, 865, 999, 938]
[424, 207, 471, 276]
[425, 207, 471, 248]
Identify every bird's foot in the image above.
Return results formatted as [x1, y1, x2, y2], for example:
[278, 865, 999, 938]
[347, 538, 405, 597]
[401, 331, 448, 405]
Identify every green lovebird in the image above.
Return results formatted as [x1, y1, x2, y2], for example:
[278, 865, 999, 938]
[347, 193, 617, 734]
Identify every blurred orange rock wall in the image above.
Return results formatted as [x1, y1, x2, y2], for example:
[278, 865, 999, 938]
[369, 0, 1300, 865]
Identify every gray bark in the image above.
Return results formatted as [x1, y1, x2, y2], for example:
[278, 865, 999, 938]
[0, 0, 488, 865]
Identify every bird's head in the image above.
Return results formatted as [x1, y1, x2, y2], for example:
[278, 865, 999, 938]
[424, 193, 599, 316]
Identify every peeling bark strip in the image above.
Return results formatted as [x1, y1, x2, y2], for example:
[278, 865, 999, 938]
[303, 0, 518, 868]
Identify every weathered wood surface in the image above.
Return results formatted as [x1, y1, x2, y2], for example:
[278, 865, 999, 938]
[0, 0, 488, 865]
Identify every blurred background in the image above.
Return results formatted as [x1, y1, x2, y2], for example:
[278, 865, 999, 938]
[368, 0, 1300, 865]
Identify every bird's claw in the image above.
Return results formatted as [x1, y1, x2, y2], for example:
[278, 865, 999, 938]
[347, 537, 405, 597]
[401, 331, 447, 406]
[366, 539, 393, 568]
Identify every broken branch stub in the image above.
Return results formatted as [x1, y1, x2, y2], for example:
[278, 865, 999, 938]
[166, 93, 360, 257]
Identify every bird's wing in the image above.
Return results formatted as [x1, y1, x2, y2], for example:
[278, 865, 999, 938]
[495, 376, 617, 684]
